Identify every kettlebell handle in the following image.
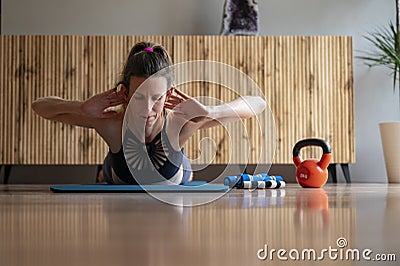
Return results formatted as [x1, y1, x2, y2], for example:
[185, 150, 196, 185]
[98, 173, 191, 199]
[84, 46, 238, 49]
[293, 138, 331, 157]
[293, 138, 331, 169]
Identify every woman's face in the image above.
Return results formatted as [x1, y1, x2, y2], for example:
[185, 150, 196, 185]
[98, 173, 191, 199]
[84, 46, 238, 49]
[128, 76, 170, 126]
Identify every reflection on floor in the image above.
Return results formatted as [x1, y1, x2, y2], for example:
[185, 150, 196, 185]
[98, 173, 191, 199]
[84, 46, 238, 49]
[0, 184, 399, 266]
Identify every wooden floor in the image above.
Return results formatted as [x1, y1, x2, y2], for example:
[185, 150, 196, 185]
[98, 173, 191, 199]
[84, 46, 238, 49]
[0, 184, 399, 266]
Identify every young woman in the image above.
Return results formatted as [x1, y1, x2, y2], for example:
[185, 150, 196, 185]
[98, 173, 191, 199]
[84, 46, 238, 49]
[32, 41, 267, 185]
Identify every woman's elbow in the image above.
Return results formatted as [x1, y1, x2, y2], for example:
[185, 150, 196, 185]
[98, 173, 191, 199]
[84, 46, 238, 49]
[250, 96, 267, 115]
[31, 100, 40, 114]
[258, 97, 267, 113]
[31, 98, 52, 119]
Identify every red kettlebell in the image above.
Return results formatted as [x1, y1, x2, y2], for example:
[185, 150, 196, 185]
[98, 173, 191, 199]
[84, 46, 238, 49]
[293, 138, 331, 188]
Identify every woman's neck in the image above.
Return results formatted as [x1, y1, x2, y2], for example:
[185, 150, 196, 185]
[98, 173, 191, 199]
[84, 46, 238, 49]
[144, 111, 164, 142]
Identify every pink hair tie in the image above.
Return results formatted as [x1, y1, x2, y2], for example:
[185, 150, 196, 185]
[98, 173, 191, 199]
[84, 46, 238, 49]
[143, 47, 154, 52]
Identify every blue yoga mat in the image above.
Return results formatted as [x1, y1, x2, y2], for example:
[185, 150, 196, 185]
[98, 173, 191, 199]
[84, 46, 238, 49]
[50, 181, 229, 193]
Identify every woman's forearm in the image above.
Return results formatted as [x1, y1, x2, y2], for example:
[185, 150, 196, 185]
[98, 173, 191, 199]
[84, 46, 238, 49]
[209, 96, 267, 121]
[173, 96, 267, 146]
[32, 96, 83, 119]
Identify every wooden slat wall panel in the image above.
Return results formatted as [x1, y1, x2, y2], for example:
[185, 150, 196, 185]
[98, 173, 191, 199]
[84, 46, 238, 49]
[173, 36, 276, 165]
[0, 35, 354, 164]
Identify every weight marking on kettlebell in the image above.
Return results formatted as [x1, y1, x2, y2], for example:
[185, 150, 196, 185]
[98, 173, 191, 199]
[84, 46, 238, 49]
[299, 173, 308, 179]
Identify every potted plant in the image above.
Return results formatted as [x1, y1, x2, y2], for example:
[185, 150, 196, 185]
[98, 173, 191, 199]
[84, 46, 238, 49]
[358, 0, 400, 183]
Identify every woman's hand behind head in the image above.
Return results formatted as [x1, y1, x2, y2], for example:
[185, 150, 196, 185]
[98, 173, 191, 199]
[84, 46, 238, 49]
[81, 88, 126, 118]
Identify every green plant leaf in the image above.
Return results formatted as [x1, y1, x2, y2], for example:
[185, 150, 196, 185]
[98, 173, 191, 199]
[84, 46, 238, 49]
[357, 21, 400, 96]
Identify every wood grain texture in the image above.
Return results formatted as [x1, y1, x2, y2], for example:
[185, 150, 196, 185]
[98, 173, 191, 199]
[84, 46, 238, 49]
[0, 184, 364, 266]
[0, 36, 354, 164]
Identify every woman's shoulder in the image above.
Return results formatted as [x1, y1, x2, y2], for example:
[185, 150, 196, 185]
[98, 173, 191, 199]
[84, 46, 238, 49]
[93, 110, 124, 150]
[92, 111, 123, 128]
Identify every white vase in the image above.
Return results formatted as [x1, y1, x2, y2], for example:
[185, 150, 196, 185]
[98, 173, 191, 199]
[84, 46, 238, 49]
[380, 122, 400, 183]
